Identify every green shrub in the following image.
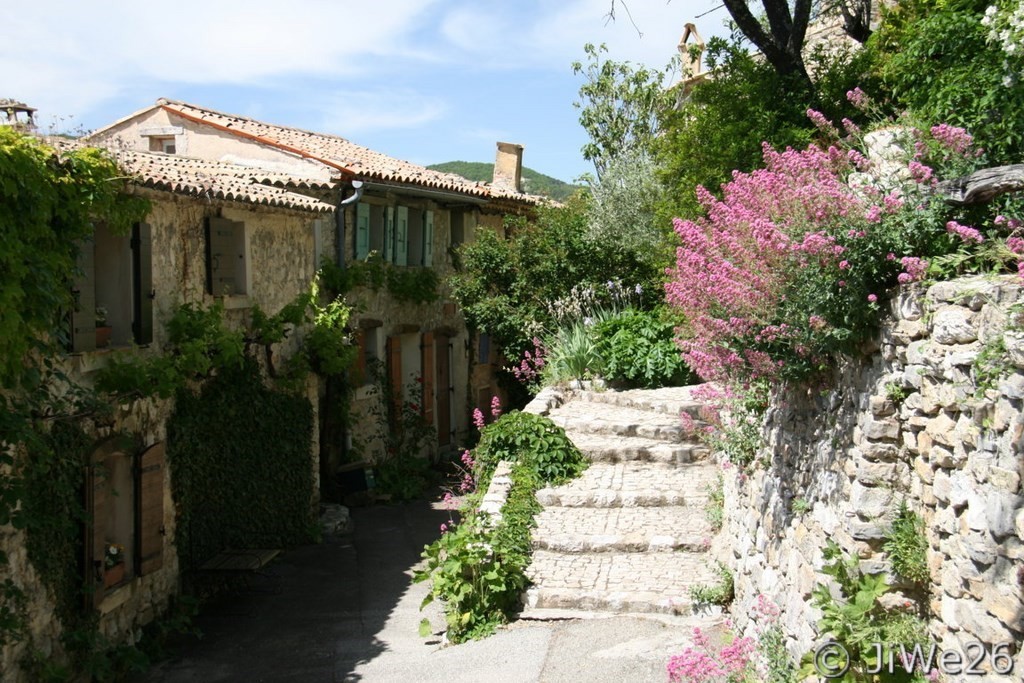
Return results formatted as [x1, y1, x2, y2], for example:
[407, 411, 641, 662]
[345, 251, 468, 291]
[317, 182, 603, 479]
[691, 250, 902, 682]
[542, 319, 604, 385]
[593, 308, 695, 388]
[800, 541, 929, 682]
[473, 411, 587, 485]
[689, 562, 734, 607]
[884, 502, 929, 585]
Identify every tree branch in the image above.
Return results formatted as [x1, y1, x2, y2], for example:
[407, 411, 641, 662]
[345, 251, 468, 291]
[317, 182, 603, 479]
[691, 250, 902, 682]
[938, 164, 1024, 206]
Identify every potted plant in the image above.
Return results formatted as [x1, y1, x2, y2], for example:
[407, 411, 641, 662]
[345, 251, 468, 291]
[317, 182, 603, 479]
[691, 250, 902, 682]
[95, 306, 111, 348]
[104, 542, 126, 587]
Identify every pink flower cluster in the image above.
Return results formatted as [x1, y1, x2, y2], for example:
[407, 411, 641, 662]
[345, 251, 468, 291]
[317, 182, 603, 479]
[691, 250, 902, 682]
[897, 256, 929, 284]
[666, 627, 755, 682]
[511, 337, 546, 385]
[459, 449, 476, 493]
[846, 87, 870, 110]
[490, 395, 502, 419]
[665, 142, 867, 381]
[806, 108, 837, 136]
[946, 220, 984, 244]
[907, 160, 934, 185]
[930, 124, 974, 154]
[472, 408, 485, 430]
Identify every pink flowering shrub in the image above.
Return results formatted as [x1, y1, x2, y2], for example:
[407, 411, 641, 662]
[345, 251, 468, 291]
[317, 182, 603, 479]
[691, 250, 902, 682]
[665, 103, 1019, 385]
[667, 627, 756, 683]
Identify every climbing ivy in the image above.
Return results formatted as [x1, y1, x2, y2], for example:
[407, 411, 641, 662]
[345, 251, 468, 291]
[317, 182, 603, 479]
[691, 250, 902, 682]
[167, 358, 317, 575]
[0, 129, 148, 650]
[319, 257, 439, 305]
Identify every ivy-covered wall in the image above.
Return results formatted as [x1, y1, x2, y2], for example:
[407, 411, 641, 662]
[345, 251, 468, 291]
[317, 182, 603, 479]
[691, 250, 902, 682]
[168, 359, 316, 574]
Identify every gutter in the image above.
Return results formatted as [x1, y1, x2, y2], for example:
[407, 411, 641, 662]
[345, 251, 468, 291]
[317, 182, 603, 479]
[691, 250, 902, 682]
[336, 180, 365, 269]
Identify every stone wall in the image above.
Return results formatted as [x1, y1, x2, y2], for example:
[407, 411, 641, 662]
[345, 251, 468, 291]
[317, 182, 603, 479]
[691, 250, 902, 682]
[722, 275, 1024, 680]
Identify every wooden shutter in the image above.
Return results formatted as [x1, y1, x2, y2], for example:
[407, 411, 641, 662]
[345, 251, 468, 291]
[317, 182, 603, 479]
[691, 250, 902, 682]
[85, 455, 107, 607]
[383, 207, 394, 263]
[206, 217, 242, 295]
[135, 442, 165, 576]
[436, 335, 451, 447]
[132, 222, 154, 345]
[387, 336, 402, 426]
[423, 211, 434, 267]
[355, 204, 370, 260]
[420, 332, 435, 427]
[395, 206, 409, 267]
[71, 239, 96, 353]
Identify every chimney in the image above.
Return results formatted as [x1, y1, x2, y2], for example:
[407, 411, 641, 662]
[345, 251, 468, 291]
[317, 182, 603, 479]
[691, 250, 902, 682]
[493, 141, 524, 193]
[0, 99, 37, 131]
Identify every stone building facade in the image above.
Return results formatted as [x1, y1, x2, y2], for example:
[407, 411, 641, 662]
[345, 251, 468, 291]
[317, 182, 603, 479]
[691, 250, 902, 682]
[88, 99, 542, 478]
[1, 148, 333, 679]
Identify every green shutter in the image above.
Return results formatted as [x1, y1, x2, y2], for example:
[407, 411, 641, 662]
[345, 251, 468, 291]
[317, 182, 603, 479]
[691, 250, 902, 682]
[423, 210, 434, 267]
[383, 206, 394, 263]
[396, 206, 408, 267]
[356, 203, 370, 260]
[133, 222, 154, 345]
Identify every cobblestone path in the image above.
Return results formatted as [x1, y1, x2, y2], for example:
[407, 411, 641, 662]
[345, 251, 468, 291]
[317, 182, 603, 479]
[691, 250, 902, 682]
[523, 387, 723, 618]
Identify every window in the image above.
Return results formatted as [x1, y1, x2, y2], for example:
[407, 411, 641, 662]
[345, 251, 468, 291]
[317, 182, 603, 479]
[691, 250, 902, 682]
[451, 209, 476, 248]
[87, 440, 165, 605]
[148, 137, 176, 154]
[205, 216, 249, 296]
[353, 326, 381, 386]
[355, 203, 431, 266]
[407, 210, 434, 267]
[70, 222, 154, 352]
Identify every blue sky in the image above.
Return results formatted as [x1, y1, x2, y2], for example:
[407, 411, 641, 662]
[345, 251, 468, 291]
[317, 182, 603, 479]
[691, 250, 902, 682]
[4, 1, 731, 183]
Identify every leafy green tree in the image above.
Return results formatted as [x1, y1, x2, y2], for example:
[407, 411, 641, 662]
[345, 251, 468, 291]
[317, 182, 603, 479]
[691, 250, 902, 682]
[449, 198, 661, 363]
[656, 35, 871, 219]
[572, 43, 674, 180]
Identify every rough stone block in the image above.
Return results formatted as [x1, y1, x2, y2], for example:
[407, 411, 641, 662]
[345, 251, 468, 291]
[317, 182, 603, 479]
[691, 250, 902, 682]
[987, 492, 1023, 540]
[954, 599, 1014, 644]
[851, 481, 894, 520]
[932, 307, 978, 345]
[929, 444, 955, 468]
[925, 412, 958, 449]
[933, 469, 952, 503]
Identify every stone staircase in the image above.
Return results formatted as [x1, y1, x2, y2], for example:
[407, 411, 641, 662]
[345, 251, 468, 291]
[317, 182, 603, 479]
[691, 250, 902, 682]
[522, 387, 724, 619]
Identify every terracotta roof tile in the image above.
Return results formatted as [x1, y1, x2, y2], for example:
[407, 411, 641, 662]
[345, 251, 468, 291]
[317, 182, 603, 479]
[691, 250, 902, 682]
[115, 149, 334, 213]
[158, 99, 546, 206]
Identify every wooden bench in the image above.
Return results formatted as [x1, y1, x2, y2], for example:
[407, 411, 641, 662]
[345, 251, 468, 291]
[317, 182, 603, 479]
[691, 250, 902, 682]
[199, 548, 281, 573]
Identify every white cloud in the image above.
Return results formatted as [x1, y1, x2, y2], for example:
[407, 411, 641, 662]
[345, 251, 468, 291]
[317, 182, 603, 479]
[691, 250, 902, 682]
[312, 89, 447, 135]
[2, 0, 440, 120]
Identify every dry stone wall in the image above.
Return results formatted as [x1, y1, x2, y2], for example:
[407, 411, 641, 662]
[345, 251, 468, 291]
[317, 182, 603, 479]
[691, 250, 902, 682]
[723, 275, 1024, 680]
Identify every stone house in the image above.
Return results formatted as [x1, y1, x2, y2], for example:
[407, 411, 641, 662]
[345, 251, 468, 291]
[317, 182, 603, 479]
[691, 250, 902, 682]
[86, 99, 543, 492]
[1, 144, 334, 678]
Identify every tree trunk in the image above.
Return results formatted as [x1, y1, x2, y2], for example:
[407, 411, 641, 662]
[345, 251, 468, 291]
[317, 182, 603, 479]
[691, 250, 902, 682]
[937, 165, 1024, 206]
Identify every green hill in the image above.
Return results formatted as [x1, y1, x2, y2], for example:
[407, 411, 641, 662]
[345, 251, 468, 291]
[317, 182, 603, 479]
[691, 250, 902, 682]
[427, 161, 582, 202]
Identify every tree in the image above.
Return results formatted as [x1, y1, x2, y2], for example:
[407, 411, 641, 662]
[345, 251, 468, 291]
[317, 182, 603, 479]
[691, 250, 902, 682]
[572, 43, 673, 180]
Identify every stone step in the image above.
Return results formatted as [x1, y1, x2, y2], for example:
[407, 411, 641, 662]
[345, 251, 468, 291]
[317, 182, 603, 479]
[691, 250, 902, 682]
[572, 386, 712, 420]
[535, 462, 719, 508]
[523, 550, 720, 616]
[568, 432, 710, 466]
[548, 401, 696, 443]
[532, 506, 712, 553]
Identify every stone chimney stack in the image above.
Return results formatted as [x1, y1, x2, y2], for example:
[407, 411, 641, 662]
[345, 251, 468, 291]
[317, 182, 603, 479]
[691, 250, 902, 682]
[493, 141, 524, 193]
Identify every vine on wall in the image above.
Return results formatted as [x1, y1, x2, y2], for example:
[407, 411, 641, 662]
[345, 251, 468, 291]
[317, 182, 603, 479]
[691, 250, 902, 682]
[167, 358, 316, 574]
